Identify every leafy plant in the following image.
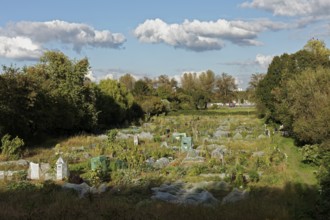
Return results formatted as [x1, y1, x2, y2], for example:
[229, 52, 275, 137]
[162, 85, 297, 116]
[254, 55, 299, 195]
[107, 129, 118, 143]
[89, 166, 109, 186]
[248, 170, 260, 182]
[6, 181, 37, 192]
[301, 144, 321, 166]
[0, 134, 24, 160]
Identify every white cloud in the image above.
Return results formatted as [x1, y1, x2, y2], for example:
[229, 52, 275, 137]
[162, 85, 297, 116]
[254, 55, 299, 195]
[0, 36, 43, 60]
[255, 54, 274, 68]
[220, 54, 274, 69]
[134, 19, 224, 51]
[86, 70, 96, 82]
[0, 20, 126, 60]
[241, 0, 330, 17]
[134, 18, 294, 51]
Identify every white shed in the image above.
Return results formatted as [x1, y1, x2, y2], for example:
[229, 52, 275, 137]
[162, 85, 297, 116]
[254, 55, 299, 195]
[56, 157, 69, 180]
[133, 135, 139, 146]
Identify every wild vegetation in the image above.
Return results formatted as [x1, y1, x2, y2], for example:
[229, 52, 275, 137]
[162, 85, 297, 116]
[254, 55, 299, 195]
[0, 39, 328, 219]
[0, 109, 319, 219]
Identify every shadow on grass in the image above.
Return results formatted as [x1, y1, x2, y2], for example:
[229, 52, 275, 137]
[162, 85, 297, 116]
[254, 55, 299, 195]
[0, 181, 320, 220]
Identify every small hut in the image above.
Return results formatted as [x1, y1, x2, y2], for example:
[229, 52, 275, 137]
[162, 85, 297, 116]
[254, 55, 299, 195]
[56, 156, 69, 180]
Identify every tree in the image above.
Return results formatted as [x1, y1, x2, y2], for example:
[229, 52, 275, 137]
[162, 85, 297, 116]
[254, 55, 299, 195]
[255, 39, 330, 123]
[215, 73, 237, 103]
[119, 74, 136, 92]
[97, 79, 134, 126]
[140, 96, 166, 117]
[199, 70, 215, 93]
[248, 73, 265, 91]
[181, 72, 198, 92]
[155, 75, 177, 100]
[303, 38, 330, 58]
[0, 66, 44, 139]
[133, 80, 152, 97]
[286, 67, 330, 144]
[37, 51, 98, 132]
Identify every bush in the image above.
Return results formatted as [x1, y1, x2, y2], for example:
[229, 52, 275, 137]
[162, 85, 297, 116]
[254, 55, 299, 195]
[0, 134, 24, 160]
[89, 166, 109, 186]
[107, 129, 118, 143]
[6, 181, 37, 192]
[248, 170, 260, 182]
[301, 144, 321, 166]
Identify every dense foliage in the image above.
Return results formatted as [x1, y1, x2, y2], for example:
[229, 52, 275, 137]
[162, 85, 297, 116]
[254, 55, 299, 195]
[0, 52, 140, 142]
[253, 39, 330, 218]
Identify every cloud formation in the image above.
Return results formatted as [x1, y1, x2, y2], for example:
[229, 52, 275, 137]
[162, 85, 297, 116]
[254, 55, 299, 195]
[241, 0, 330, 17]
[0, 20, 126, 60]
[134, 18, 293, 51]
[220, 54, 274, 69]
[0, 36, 43, 60]
[255, 54, 274, 68]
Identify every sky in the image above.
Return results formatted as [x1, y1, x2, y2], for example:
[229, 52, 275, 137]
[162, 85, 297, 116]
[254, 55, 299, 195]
[0, 0, 329, 89]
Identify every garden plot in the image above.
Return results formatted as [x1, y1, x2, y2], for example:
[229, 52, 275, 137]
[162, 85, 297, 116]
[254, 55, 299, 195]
[7, 112, 305, 206]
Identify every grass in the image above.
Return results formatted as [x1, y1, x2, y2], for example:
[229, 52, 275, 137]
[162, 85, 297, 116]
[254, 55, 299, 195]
[0, 107, 320, 219]
[0, 181, 318, 220]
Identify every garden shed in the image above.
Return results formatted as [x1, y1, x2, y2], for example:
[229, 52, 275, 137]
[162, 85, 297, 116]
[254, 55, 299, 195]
[91, 156, 109, 172]
[181, 137, 193, 151]
[56, 156, 69, 180]
[172, 132, 187, 143]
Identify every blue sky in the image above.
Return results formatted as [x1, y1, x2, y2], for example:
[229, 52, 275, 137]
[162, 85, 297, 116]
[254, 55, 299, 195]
[1, 0, 329, 89]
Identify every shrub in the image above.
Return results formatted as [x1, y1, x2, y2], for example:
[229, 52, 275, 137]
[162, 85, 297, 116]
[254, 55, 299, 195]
[6, 181, 37, 192]
[0, 134, 24, 160]
[89, 166, 109, 186]
[107, 129, 118, 143]
[248, 170, 260, 182]
[301, 144, 321, 166]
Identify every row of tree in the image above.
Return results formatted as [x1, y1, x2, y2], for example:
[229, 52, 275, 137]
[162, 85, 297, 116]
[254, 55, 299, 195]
[253, 39, 330, 217]
[119, 70, 240, 112]
[0, 52, 142, 142]
[0, 51, 242, 143]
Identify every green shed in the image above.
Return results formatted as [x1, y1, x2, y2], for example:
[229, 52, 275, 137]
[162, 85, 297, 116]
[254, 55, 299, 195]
[181, 137, 193, 151]
[91, 156, 109, 172]
[172, 132, 187, 143]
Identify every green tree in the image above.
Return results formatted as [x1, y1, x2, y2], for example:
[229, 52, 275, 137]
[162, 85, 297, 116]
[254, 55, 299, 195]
[97, 79, 134, 126]
[181, 72, 198, 91]
[140, 96, 166, 117]
[119, 73, 136, 92]
[215, 73, 237, 103]
[0, 66, 47, 139]
[133, 80, 152, 97]
[286, 67, 330, 144]
[255, 41, 330, 123]
[199, 70, 215, 93]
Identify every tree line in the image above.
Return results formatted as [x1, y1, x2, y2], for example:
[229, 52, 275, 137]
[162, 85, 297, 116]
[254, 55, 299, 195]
[0, 51, 242, 143]
[253, 39, 330, 218]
